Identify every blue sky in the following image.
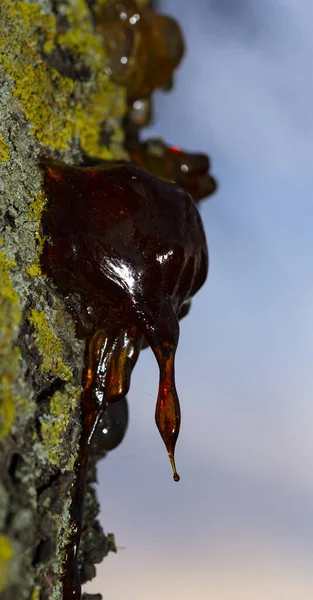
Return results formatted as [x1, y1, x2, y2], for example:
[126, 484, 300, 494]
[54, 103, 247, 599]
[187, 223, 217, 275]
[86, 1, 313, 598]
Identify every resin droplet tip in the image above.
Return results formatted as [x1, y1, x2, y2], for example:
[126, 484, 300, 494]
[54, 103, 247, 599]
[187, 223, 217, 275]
[169, 455, 180, 482]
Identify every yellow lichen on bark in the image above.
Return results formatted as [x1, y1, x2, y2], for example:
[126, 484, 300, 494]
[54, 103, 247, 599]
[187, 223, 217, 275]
[0, 535, 14, 592]
[39, 384, 81, 467]
[27, 191, 47, 278]
[28, 309, 73, 380]
[0, 248, 22, 441]
[0, 0, 127, 157]
[0, 135, 10, 163]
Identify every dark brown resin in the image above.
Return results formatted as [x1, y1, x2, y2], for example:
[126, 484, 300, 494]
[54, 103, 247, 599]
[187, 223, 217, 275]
[41, 160, 208, 598]
[90, 396, 129, 457]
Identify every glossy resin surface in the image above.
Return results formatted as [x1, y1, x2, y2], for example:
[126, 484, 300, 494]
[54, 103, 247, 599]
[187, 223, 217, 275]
[96, 0, 185, 100]
[128, 138, 217, 201]
[41, 160, 208, 598]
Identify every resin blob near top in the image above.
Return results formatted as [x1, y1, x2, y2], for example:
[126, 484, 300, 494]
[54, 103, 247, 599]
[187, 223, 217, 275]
[96, 0, 185, 101]
[42, 160, 208, 481]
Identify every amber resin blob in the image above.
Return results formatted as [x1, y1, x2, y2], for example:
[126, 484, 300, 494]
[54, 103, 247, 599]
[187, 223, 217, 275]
[41, 160, 208, 597]
[96, 0, 185, 100]
[128, 137, 217, 201]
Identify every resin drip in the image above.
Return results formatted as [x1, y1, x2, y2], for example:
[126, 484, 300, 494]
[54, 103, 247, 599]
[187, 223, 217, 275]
[41, 160, 209, 597]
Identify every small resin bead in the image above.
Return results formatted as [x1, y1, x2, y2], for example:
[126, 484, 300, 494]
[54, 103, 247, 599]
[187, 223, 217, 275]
[128, 138, 217, 201]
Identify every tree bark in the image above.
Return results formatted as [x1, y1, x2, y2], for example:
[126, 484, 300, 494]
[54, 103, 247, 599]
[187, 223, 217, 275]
[0, 1, 141, 598]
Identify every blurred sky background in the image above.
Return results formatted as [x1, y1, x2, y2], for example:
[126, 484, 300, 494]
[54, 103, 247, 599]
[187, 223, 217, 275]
[86, 1, 313, 598]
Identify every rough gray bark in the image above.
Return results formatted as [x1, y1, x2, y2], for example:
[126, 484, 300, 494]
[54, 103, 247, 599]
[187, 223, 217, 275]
[0, 0, 139, 597]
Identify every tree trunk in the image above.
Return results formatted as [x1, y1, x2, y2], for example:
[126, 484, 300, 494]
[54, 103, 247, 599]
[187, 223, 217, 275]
[0, 1, 141, 598]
